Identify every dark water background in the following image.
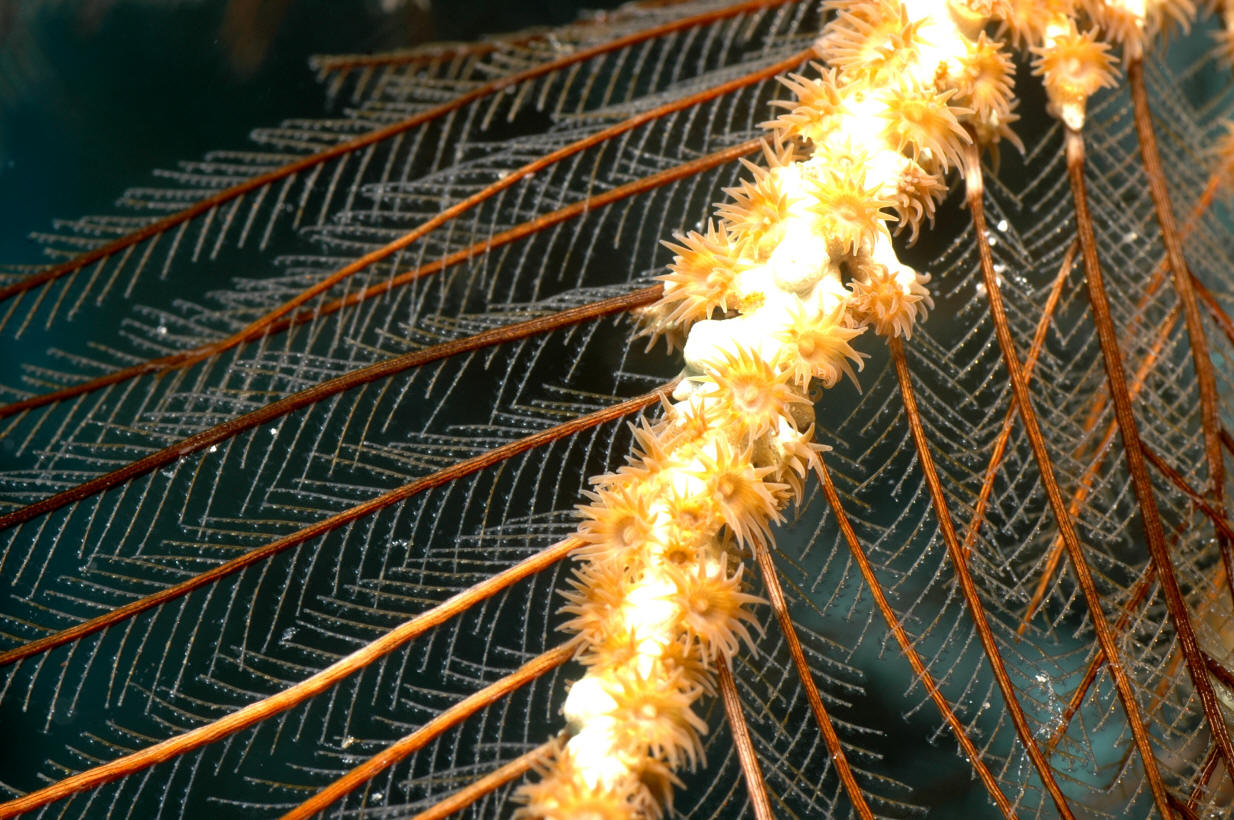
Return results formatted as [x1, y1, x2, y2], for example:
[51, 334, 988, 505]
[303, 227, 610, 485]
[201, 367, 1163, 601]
[0, 0, 630, 263]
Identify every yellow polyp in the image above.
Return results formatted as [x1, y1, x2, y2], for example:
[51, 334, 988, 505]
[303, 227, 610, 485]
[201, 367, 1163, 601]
[657, 221, 747, 332]
[819, 0, 928, 81]
[958, 33, 1016, 119]
[878, 84, 973, 170]
[716, 158, 795, 260]
[1033, 20, 1118, 129]
[702, 346, 808, 437]
[892, 160, 949, 242]
[851, 254, 934, 339]
[669, 556, 766, 659]
[806, 163, 896, 256]
[1081, 0, 1196, 60]
[777, 302, 867, 389]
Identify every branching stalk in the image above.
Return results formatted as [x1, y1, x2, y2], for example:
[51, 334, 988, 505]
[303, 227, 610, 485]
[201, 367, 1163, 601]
[1127, 58, 1234, 609]
[1065, 125, 1234, 777]
[890, 336, 1074, 819]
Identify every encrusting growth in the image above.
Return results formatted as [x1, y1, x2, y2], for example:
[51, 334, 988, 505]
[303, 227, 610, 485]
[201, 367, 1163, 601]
[515, 0, 1189, 815]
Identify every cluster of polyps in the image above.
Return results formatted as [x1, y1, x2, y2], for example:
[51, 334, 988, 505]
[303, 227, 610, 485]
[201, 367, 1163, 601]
[515, 0, 1136, 815]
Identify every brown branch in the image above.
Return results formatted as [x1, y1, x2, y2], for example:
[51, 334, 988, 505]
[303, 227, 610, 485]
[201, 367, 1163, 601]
[888, 336, 1074, 819]
[960, 239, 1074, 564]
[406, 741, 556, 820]
[716, 654, 774, 820]
[1127, 59, 1234, 610]
[268, 139, 761, 335]
[1169, 794, 1202, 820]
[815, 456, 1015, 816]
[0, 545, 579, 819]
[1141, 445, 1234, 544]
[750, 536, 874, 820]
[1194, 273, 1234, 349]
[1187, 746, 1222, 812]
[1146, 459, 1234, 711]
[1041, 476, 1234, 756]
[1044, 551, 1158, 753]
[1017, 156, 1225, 629]
[280, 644, 574, 820]
[1203, 650, 1234, 692]
[313, 39, 505, 74]
[0, 286, 662, 533]
[963, 144, 1171, 815]
[1064, 125, 1234, 779]
[1019, 307, 1180, 632]
[0, 0, 795, 305]
[0, 141, 757, 420]
[0, 385, 669, 666]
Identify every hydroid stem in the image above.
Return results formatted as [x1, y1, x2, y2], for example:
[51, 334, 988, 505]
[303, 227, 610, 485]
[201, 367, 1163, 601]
[717, 654, 773, 820]
[816, 453, 1015, 817]
[0, 0, 803, 307]
[0, 287, 663, 533]
[1017, 155, 1229, 629]
[962, 238, 1075, 566]
[1127, 57, 1234, 611]
[965, 140, 1171, 816]
[1065, 124, 1234, 779]
[178, 49, 812, 376]
[750, 535, 874, 820]
[890, 335, 1074, 819]
[0, 141, 758, 420]
[1019, 306, 1181, 632]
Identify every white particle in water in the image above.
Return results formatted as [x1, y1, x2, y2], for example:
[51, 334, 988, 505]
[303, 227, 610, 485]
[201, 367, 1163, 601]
[996, 219, 1008, 231]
